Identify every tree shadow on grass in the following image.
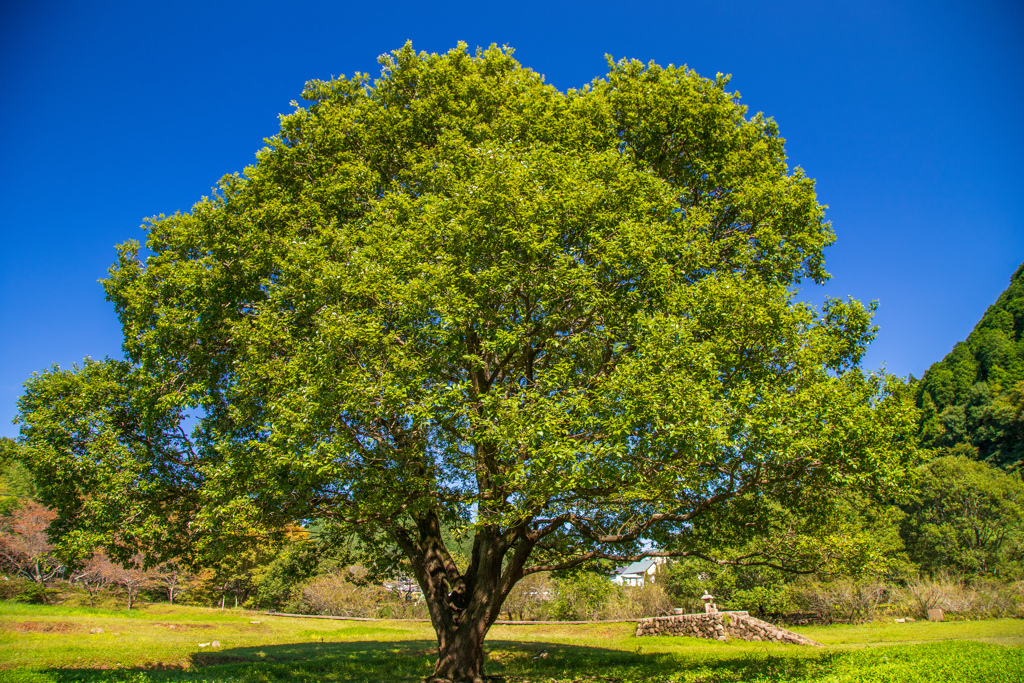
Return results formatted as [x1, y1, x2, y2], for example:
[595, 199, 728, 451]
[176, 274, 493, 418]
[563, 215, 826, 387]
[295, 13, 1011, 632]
[483, 639, 829, 682]
[37, 638, 831, 683]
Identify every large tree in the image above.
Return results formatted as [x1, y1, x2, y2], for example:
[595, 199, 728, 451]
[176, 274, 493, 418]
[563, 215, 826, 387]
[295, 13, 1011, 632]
[901, 451, 1024, 577]
[16, 44, 916, 681]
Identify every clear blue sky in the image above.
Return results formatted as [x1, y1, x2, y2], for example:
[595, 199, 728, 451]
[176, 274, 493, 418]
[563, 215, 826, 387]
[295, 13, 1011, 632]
[2, 0, 1022, 438]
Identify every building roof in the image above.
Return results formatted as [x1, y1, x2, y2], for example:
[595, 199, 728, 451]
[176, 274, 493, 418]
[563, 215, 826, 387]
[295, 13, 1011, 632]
[615, 557, 659, 577]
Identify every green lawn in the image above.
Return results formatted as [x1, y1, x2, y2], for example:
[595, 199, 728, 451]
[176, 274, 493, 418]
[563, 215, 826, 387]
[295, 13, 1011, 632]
[1, 602, 1022, 682]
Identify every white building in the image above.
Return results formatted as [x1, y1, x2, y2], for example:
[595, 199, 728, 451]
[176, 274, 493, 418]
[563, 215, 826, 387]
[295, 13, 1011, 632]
[611, 557, 666, 586]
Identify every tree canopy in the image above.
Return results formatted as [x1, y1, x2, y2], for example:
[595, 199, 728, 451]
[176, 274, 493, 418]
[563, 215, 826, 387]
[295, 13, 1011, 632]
[900, 452, 1024, 577]
[15, 44, 917, 682]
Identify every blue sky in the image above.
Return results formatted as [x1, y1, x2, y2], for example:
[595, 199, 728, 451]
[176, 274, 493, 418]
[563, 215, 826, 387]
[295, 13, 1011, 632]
[1, 0, 1022, 437]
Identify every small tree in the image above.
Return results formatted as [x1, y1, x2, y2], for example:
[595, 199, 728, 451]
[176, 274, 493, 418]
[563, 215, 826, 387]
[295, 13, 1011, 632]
[69, 550, 116, 607]
[153, 559, 191, 605]
[0, 500, 62, 584]
[16, 44, 918, 681]
[105, 555, 154, 610]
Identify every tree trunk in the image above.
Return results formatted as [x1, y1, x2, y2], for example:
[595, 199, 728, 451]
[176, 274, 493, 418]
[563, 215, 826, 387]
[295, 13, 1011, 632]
[398, 512, 533, 683]
[430, 623, 488, 683]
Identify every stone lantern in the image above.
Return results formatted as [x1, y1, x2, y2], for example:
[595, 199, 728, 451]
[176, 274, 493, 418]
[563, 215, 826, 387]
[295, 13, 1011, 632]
[701, 593, 717, 614]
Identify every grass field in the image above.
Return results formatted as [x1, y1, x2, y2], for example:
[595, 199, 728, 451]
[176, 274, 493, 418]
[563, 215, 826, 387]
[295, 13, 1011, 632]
[1, 602, 1023, 682]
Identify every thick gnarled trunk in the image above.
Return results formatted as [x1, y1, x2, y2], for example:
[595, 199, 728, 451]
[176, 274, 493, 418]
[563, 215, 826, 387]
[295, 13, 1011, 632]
[397, 512, 530, 683]
[429, 621, 489, 683]
[424, 545, 505, 682]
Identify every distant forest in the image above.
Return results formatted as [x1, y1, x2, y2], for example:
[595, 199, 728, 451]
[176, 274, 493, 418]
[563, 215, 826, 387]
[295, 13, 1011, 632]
[916, 261, 1024, 469]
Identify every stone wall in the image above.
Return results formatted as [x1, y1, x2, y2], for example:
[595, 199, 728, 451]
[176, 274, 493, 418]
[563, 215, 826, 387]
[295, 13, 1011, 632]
[635, 611, 821, 646]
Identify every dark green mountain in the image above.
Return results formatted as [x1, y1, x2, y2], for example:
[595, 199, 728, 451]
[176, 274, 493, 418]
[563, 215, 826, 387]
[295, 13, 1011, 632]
[916, 262, 1024, 469]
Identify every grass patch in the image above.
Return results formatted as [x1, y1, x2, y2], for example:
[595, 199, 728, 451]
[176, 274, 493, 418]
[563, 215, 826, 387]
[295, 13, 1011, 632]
[1, 602, 1022, 682]
[0, 602, 248, 622]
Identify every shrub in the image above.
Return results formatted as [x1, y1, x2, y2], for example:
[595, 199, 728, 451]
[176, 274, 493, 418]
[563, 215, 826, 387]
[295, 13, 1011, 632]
[298, 574, 386, 617]
[893, 574, 1024, 620]
[0, 577, 58, 604]
[0, 576, 27, 600]
[548, 573, 672, 621]
[549, 572, 614, 621]
[603, 584, 674, 620]
[790, 578, 887, 624]
[292, 568, 429, 619]
[501, 572, 553, 621]
[725, 585, 794, 618]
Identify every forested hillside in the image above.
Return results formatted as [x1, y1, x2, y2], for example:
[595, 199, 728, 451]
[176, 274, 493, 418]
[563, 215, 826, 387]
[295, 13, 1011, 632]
[916, 262, 1024, 469]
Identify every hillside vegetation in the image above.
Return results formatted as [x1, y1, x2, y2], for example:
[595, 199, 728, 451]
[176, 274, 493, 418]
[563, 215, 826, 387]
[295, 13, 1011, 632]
[917, 262, 1024, 469]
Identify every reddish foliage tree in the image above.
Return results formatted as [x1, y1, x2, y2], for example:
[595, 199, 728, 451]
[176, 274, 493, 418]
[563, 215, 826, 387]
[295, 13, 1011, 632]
[69, 551, 116, 606]
[153, 559, 192, 605]
[103, 554, 155, 610]
[0, 500, 63, 583]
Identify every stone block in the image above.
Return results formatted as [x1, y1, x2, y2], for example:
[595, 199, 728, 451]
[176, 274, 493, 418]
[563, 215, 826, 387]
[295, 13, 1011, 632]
[927, 609, 944, 622]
